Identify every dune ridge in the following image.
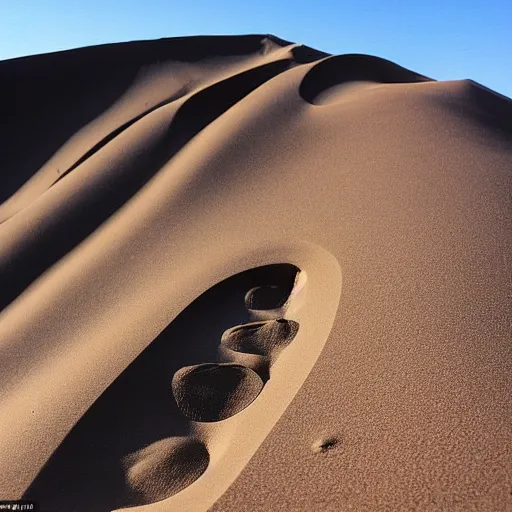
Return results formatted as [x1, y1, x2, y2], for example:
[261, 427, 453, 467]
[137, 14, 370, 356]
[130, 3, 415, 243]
[1, 34, 511, 511]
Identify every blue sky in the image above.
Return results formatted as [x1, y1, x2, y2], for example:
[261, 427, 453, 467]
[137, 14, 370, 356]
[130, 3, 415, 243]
[1, 0, 511, 98]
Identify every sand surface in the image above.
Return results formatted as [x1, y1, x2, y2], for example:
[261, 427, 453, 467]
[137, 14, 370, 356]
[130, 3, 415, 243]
[0, 34, 511, 511]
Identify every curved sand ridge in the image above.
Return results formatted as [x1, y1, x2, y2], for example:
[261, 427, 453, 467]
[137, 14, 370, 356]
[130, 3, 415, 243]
[299, 53, 431, 105]
[1, 34, 512, 511]
[221, 319, 300, 362]
[21, 257, 340, 511]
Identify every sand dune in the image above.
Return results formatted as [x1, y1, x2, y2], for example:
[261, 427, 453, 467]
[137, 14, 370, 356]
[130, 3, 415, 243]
[0, 34, 511, 511]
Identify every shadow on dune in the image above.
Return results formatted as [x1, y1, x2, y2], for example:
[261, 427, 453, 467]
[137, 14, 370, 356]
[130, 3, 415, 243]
[24, 264, 297, 512]
[0, 55, 299, 311]
[0, 35, 288, 204]
[434, 79, 512, 143]
[298, 53, 431, 105]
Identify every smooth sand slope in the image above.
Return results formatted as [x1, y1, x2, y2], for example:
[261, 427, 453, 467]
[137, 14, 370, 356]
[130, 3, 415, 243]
[0, 34, 511, 511]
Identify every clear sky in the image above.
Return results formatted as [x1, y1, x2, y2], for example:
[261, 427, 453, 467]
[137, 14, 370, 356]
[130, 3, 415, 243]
[1, 0, 511, 98]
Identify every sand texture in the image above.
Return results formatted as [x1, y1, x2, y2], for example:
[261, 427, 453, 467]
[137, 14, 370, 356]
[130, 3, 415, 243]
[1, 34, 511, 511]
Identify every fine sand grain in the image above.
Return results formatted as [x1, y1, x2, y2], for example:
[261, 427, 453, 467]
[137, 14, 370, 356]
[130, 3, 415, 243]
[0, 34, 511, 511]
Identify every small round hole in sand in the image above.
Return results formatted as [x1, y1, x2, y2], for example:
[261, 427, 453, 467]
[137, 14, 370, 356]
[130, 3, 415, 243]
[311, 436, 338, 453]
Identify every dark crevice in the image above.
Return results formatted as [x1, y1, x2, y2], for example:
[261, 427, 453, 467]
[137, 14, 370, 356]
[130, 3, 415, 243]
[0, 58, 293, 311]
[0, 35, 285, 203]
[51, 86, 189, 186]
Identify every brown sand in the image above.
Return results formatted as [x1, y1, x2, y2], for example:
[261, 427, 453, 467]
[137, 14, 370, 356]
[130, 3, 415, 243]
[0, 34, 511, 511]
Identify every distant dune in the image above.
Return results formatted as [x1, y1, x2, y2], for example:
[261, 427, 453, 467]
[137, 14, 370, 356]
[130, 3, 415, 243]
[0, 34, 511, 512]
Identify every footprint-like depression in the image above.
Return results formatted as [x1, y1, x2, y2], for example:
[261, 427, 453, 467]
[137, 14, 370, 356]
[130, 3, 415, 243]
[24, 263, 302, 511]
